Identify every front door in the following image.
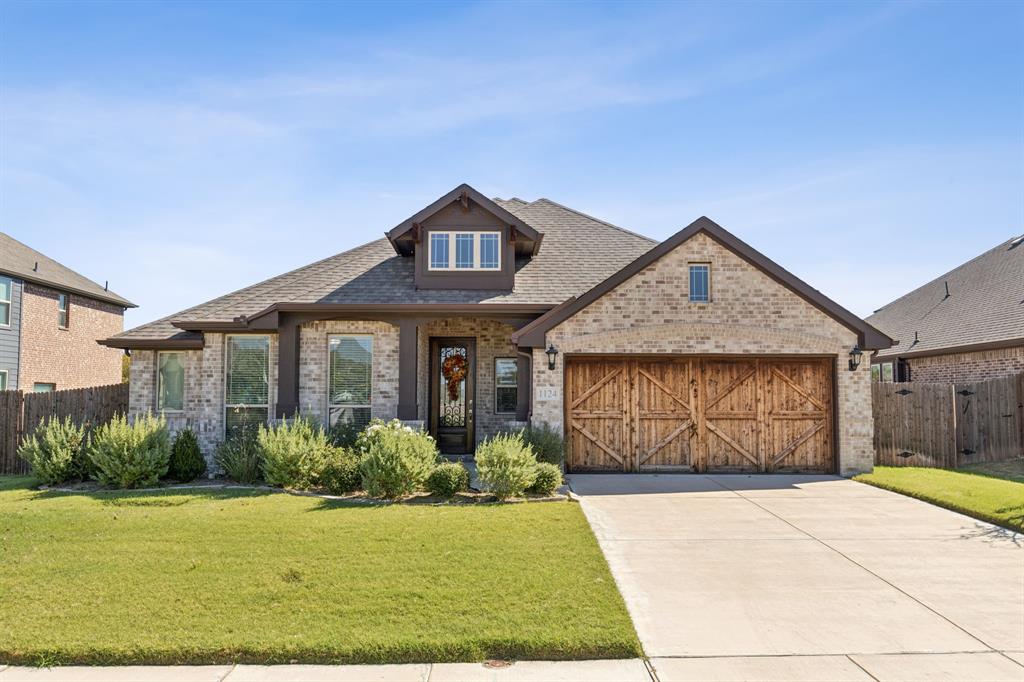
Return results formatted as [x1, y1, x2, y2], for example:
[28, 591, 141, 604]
[429, 337, 476, 454]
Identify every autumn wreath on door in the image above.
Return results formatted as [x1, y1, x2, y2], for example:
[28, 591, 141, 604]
[441, 353, 468, 402]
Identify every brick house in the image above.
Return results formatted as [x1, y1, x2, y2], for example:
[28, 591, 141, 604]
[0, 233, 135, 392]
[104, 184, 891, 476]
[867, 235, 1024, 384]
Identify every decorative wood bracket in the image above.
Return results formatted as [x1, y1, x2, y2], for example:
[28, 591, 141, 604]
[458, 190, 470, 212]
[411, 222, 422, 243]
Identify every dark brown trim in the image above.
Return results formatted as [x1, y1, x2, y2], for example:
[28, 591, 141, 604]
[385, 183, 542, 256]
[232, 302, 554, 329]
[397, 319, 421, 420]
[97, 337, 204, 350]
[515, 350, 531, 421]
[872, 337, 1024, 362]
[512, 217, 893, 351]
[275, 315, 301, 419]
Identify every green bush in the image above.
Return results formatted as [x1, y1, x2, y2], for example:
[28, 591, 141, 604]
[215, 429, 262, 484]
[528, 462, 563, 496]
[426, 461, 470, 498]
[167, 428, 205, 482]
[18, 415, 90, 485]
[259, 417, 333, 489]
[317, 447, 362, 494]
[88, 413, 171, 488]
[359, 419, 438, 498]
[521, 422, 565, 465]
[476, 432, 538, 500]
[327, 420, 362, 449]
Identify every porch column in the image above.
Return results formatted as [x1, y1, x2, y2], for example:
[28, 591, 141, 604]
[397, 318, 420, 420]
[516, 349, 532, 421]
[276, 314, 301, 419]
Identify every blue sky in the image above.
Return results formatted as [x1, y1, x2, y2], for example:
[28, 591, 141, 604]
[1, 0, 1021, 329]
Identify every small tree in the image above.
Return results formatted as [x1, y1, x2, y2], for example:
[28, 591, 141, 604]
[167, 428, 206, 482]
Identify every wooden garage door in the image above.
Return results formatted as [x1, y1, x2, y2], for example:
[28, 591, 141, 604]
[566, 357, 834, 473]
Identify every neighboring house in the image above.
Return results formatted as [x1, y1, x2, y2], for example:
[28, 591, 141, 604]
[103, 184, 891, 476]
[0, 233, 135, 392]
[867, 235, 1024, 384]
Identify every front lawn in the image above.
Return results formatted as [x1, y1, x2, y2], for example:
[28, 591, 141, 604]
[855, 464, 1024, 531]
[0, 476, 640, 666]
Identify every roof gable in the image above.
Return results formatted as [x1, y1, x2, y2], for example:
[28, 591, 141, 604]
[513, 216, 892, 350]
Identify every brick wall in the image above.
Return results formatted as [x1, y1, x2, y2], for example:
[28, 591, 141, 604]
[19, 283, 125, 390]
[531, 231, 874, 476]
[904, 345, 1024, 383]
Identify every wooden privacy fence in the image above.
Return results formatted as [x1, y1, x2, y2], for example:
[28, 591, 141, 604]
[873, 373, 1024, 468]
[0, 383, 129, 475]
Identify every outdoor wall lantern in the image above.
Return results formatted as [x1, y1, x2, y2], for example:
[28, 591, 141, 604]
[848, 345, 863, 371]
[546, 344, 559, 370]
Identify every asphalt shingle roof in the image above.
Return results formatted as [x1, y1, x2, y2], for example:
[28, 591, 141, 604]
[109, 198, 657, 343]
[868, 235, 1024, 359]
[0, 232, 135, 308]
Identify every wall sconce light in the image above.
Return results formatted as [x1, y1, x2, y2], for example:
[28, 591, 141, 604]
[848, 345, 863, 371]
[546, 344, 559, 370]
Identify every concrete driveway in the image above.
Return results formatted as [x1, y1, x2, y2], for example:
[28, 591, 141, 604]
[569, 474, 1024, 682]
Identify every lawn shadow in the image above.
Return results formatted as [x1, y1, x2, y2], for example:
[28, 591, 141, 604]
[31, 484, 279, 505]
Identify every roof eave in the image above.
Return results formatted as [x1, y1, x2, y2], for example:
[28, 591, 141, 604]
[1, 269, 137, 308]
[872, 336, 1024, 361]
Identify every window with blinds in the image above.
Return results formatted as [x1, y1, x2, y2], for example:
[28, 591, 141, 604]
[689, 264, 710, 303]
[494, 358, 518, 414]
[158, 351, 185, 411]
[225, 335, 270, 437]
[329, 335, 372, 428]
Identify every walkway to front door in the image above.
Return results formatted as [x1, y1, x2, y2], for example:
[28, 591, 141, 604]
[569, 474, 1024, 681]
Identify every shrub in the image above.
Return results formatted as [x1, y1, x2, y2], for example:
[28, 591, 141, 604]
[475, 432, 538, 500]
[426, 461, 470, 498]
[259, 417, 333, 489]
[167, 428, 206, 482]
[88, 413, 171, 488]
[215, 429, 262, 484]
[316, 447, 362, 494]
[18, 415, 90, 485]
[359, 419, 438, 498]
[521, 422, 565, 465]
[528, 462, 563, 496]
[327, 420, 362, 449]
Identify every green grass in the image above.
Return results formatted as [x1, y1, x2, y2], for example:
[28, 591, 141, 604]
[0, 475, 640, 666]
[855, 464, 1024, 532]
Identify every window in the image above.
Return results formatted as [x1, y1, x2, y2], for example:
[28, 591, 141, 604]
[427, 231, 501, 271]
[57, 293, 69, 328]
[224, 335, 270, 437]
[157, 351, 185, 411]
[495, 358, 518, 414]
[329, 335, 372, 428]
[33, 383, 56, 393]
[689, 264, 710, 302]
[872, 362, 895, 383]
[0, 371, 7, 391]
[0, 276, 11, 326]
[430, 233, 449, 269]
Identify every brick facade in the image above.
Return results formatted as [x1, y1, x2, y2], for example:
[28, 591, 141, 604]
[530, 232, 874, 476]
[19, 283, 125, 390]
[898, 345, 1024, 383]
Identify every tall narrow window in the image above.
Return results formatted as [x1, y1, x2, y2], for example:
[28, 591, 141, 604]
[0, 276, 11, 326]
[57, 293, 69, 328]
[494, 358, 518, 414]
[329, 335, 372, 428]
[480, 233, 500, 269]
[225, 335, 270, 437]
[430, 233, 449, 269]
[689, 264, 710, 303]
[455, 233, 474, 269]
[0, 371, 7, 391]
[157, 351, 185, 411]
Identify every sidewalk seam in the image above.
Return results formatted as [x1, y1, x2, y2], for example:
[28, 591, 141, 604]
[218, 663, 237, 681]
[846, 654, 882, 681]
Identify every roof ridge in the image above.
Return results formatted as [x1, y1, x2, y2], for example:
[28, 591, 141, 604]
[532, 198, 658, 244]
[870, 234, 1021, 315]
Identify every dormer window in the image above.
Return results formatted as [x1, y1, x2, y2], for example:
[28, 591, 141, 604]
[428, 231, 501, 271]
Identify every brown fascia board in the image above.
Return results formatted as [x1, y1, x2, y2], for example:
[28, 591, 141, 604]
[512, 216, 894, 351]
[385, 183, 542, 255]
[1, 269, 137, 309]
[97, 336, 204, 350]
[872, 336, 1024, 362]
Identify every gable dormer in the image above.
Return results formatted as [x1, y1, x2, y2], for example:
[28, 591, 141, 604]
[386, 184, 542, 290]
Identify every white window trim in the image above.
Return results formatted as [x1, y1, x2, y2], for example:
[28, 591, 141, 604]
[223, 334, 271, 436]
[57, 292, 69, 329]
[427, 231, 502, 271]
[0, 276, 11, 329]
[0, 370, 8, 391]
[156, 350, 186, 413]
[688, 263, 711, 303]
[327, 334, 373, 424]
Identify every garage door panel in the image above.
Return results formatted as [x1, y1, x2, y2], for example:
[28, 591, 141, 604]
[568, 360, 627, 471]
[706, 419, 761, 471]
[637, 360, 697, 470]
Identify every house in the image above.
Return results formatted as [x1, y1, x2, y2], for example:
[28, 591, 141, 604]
[103, 184, 891, 475]
[0, 233, 135, 392]
[867, 235, 1024, 383]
